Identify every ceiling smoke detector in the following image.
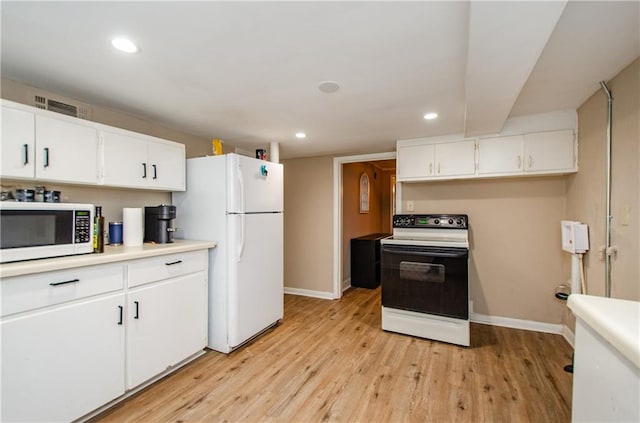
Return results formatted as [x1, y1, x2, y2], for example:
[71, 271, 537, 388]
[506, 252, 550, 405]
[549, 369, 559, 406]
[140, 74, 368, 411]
[318, 81, 340, 94]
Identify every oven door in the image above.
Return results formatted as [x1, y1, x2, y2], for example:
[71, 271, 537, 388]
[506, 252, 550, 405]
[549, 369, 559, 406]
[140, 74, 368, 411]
[381, 244, 469, 319]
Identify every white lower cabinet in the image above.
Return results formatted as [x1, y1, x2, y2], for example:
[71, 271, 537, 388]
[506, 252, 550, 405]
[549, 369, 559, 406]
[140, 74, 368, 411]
[1, 293, 126, 422]
[127, 272, 207, 389]
[0, 249, 208, 422]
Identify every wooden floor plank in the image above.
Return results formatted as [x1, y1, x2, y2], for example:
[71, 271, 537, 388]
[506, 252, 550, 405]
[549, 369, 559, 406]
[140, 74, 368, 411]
[93, 287, 573, 422]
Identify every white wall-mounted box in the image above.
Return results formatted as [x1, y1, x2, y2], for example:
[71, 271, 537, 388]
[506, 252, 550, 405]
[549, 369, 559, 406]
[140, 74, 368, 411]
[561, 220, 589, 253]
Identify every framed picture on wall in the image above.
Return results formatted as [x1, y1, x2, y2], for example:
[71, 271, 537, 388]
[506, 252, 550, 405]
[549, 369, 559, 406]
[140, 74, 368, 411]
[359, 172, 369, 213]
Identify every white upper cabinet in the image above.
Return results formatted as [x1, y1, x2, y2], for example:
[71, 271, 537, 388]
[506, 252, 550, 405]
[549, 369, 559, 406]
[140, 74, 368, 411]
[35, 115, 99, 184]
[398, 129, 576, 182]
[102, 130, 185, 191]
[1, 99, 186, 191]
[478, 130, 576, 177]
[478, 135, 524, 175]
[2, 103, 99, 185]
[397, 138, 475, 181]
[1, 105, 35, 179]
[523, 130, 575, 173]
[397, 143, 435, 180]
[434, 140, 476, 177]
[147, 140, 186, 191]
[102, 131, 149, 188]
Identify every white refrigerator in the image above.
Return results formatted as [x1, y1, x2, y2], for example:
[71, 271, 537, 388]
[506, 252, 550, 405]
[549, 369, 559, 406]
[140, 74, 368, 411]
[172, 153, 283, 353]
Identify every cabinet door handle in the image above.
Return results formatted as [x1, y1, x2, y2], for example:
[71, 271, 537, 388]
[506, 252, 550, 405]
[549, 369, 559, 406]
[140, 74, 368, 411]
[22, 144, 29, 165]
[517, 155, 522, 169]
[429, 163, 433, 175]
[49, 278, 80, 286]
[528, 155, 533, 168]
[117, 305, 123, 325]
[142, 163, 147, 179]
[165, 260, 183, 266]
[134, 301, 140, 319]
[43, 147, 50, 168]
[152, 164, 157, 180]
[437, 162, 441, 174]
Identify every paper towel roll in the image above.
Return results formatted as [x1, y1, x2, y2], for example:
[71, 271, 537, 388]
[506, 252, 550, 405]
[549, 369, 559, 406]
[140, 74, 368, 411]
[123, 208, 143, 247]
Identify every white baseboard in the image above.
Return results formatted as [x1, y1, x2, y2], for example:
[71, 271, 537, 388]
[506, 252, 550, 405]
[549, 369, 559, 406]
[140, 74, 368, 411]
[561, 324, 575, 347]
[284, 287, 335, 300]
[342, 278, 351, 292]
[471, 313, 563, 335]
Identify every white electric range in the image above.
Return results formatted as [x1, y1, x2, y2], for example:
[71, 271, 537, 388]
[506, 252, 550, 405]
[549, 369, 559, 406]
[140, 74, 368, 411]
[380, 214, 470, 346]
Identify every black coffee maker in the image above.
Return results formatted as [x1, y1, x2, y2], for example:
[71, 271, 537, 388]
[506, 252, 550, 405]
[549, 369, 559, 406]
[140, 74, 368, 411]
[144, 205, 178, 243]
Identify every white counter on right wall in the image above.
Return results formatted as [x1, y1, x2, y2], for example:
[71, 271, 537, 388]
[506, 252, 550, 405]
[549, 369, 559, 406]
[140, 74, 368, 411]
[567, 294, 640, 422]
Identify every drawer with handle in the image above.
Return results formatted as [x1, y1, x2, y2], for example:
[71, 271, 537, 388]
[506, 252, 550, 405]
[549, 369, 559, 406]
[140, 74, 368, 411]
[1, 263, 125, 317]
[127, 250, 207, 288]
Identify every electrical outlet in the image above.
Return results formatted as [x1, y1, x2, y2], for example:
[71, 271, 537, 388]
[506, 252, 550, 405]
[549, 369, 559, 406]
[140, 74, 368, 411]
[406, 201, 414, 211]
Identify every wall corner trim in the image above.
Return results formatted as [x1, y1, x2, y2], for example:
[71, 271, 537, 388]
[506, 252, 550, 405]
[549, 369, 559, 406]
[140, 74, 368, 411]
[470, 313, 564, 335]
[284, 287, 336, 300]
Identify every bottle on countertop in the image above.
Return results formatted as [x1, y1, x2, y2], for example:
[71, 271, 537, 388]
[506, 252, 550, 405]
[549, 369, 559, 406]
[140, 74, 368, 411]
[93, 206, 105, 253]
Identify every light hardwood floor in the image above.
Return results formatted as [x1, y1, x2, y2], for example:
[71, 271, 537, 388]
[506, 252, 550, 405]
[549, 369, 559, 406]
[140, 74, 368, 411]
[94, 287, 573, 422]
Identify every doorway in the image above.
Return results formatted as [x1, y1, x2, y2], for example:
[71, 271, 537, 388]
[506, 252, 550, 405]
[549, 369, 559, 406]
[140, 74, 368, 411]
[332, 152, 396, 299]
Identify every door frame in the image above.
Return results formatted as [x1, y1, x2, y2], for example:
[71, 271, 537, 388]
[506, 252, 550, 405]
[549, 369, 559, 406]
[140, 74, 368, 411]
[332, 151, 396, 299]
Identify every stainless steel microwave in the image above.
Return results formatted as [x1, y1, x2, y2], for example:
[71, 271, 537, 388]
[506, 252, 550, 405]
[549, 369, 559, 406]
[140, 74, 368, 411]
[0, 202, 94, 263]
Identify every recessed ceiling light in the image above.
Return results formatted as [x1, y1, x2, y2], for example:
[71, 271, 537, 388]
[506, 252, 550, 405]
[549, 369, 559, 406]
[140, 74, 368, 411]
[318, 81, 340, 94]
[423, 112, 438, 120]
[295, 132, 307, 139]
[111, 37, 139, 53]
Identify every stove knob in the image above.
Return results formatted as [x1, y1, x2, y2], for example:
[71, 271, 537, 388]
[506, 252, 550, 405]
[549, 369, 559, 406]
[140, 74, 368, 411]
[448, 219, 454, 225]
[434, 219, 440, 225]
[456, 219, 462, 225]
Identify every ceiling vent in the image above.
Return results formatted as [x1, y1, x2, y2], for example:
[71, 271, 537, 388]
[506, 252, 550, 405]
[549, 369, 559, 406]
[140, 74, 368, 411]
[31, 92, 92, 120]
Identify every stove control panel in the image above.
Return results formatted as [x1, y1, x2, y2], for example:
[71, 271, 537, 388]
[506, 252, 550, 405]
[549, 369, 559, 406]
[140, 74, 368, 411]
[393, 214, 468, 229]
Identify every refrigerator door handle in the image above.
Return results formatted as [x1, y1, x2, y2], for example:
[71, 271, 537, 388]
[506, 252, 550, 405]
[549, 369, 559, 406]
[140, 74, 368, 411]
[238, 214, 245, 262]
[237, 162, 245, 214]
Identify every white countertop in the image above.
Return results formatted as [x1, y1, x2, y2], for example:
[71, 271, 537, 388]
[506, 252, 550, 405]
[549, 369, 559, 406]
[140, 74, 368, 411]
[0, 239, 216, 279]
[568, 294, 640, 369]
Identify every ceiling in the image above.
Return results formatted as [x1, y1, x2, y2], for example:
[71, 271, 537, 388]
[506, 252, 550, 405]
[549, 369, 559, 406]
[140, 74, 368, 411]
[1, 1, 638, 160]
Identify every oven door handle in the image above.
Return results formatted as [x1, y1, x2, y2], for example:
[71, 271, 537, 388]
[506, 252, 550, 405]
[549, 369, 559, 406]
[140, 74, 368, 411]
[382, 246, 468, 259]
